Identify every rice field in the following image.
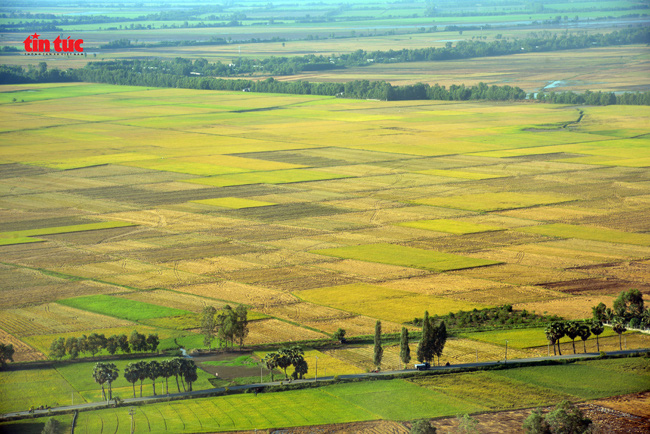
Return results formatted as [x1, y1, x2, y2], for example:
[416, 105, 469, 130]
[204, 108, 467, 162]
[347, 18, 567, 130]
[0, 83, 649, 420]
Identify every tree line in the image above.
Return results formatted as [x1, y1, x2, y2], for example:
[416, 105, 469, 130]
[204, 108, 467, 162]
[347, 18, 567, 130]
[92, 357, 198, 402]
[3, 60, 648, 106]
[49, 330, 159, 360]
[201, 304, 249, 350]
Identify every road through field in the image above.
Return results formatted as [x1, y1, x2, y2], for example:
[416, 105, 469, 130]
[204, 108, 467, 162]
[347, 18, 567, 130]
[1, 349, 646, 421]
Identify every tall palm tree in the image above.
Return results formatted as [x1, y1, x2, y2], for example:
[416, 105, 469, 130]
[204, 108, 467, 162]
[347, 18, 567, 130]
[577, 322, 591, 353]
[262, 352, 279, 382]
[147, 360, 161, 396]
[124, 363, 139, 398]
[564, 321, 580, 354]
[551, 322, 566, 356]
[92, 362, 108, 401]
[135, 360, 148, 397]
[160, 359, 174, 395]
[105, 363, 119, 401]
[590, 320, 605, 352]
[545, 324, 557, 355]
[612, 318, 627, 350]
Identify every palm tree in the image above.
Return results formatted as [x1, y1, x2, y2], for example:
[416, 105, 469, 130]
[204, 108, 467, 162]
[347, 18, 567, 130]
[147, 360, 161, 396]
[564, 321, 580, 354]
[577, 322, 591, 353]
[171, 358, 184, 392]
[124, 363, 139, 398]
[135, 360, 148, 397]
[104, 363, 119, 401]
[160, 359, 174, 395]
[590, 320, 605, 352]
[181, 359, 198, 392]
[262, 352, 279, 382]
[551, 322, 566, 356]
[545, 324, 557, 355]
[612, 318, 627, 350]
[92, 363, 109, 401]
[276, 348, 293, 380]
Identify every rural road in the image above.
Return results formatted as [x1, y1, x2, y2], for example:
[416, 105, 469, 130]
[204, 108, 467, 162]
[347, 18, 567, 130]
[2, 348, 647, 421]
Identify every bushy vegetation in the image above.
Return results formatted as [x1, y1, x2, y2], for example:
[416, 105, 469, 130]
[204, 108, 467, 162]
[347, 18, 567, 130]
[411, 305, 560, 330]
[49, 330, 159, 360]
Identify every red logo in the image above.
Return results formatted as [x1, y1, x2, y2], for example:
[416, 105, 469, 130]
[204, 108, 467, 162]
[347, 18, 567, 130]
[23, 33, 84, 54]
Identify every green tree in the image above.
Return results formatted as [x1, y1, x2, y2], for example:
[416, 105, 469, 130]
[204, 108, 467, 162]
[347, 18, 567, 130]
[92, 362, 109, 401]
[577, 322, 591, 353]
[105, 335, 119, 355]
[545, 400, 593, 433]
[117, 334, 130, 353]
[417, 311, 433, 363]
[545, 324, 558, 356]
[104, 362, 119, 401]
[373, 320, 383, 370]
[234, 304, 249, 348]
[590, 321, 604, 353]
[217, 305, 237, 349]
[201, 306, 217, 349]
[49, 337, 66, 360]
[124, 363, 139, 398]
[523, 408, 551, 433]
[262, 352, 279, 382]
[276, 348, 294, 379]
[433, 321, 447, 366]
[0, 343, 15, 367]
[613, 288, 644, 321]
[564, 321, 580, 354]
[146, 334, 159, 352]
[181, 359, 198, 391]
[550, 322, 566, 356]
[160, 359, 174, 395]
[333, 328, 346, 341]
[147, 360, 161, 396]
[592, 302, 608, 323]
[400, 327, 411, 369]
[129, 331, 147, 353]
[612, 318, 627, 350]
[134, 360, 149, 397]
[411, 418, 436, 433]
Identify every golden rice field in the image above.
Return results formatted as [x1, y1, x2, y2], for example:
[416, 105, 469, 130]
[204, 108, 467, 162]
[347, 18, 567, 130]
[0, 83, 648, 366]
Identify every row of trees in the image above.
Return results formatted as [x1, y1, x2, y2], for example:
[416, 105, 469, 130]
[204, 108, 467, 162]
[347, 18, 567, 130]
[533, 89, 650, 106]
[261, 346, 308, 380]
[201, 304, 249, 350]
[544, 320, 609, 355]
[50, 331, 159, 359]
[92, 357, 199, 402]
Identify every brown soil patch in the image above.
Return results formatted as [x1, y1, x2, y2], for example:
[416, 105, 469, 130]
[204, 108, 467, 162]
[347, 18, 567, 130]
[539, 277, 650, 296]
[193, 352, 261, 380]
[570, 261, 650, 295]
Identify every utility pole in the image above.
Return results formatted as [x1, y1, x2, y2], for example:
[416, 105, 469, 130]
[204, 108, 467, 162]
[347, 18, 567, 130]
[129, 407, 136, 434]
[505, 340, 508, 364]
[315, 356, 318, 381]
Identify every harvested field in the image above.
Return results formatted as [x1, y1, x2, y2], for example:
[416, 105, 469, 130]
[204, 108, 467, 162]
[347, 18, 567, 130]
[302, 315, 404, 336]
[410, 231, 552, 254]
[0, 303, 134, 337]
[0, 277, 126, 308]
[378, 274, 503, 296]
[517, 223, 650, 246]
[121, 241, 267, 263]
[221, 265, 357, 291]
[311, 243, 501, 272]
[116, 290, 225, 312]
[514, 295, 617, 320]
[259, 302, 352, 324]
[445, 285, 562, 305]
[539, 277, 650, 296]
[414, 192, 575, 212]
[396, 219, 503, 234]
[312, 259, 429, 281]
[176, 281, 297, 307]
[0, 328, 45, 362]
[453, 263, 589, 286]
[245, 319, 327, 345]
[464, 248, 597, 269]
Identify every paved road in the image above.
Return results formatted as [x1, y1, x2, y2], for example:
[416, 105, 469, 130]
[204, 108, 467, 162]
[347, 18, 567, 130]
[1, 348, 647, 421]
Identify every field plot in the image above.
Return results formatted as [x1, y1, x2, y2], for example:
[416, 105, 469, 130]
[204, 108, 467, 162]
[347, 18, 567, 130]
[186, 169, 351, 187]
[396, 219, 503, 234]
[516, 223, 650, 246]
[0, 303, 134, 337]
[176, 281, 297, 307]
[311, 243, 501, 272]
[410, 371, 569, 410]
[514, 295, 617, 320]
[445, 285, 562, 305]
[453, 263, 588, 286]
[378, 274, 504, 297]
[245, 319, 328, 345]
[0, 368, 84, 413]
[414, 192, 575, 212]
[296, 283, 488, 323]
[0, 328, 44, 362]
[57, 294, 190, 322]
[192, 197, 277, 209]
